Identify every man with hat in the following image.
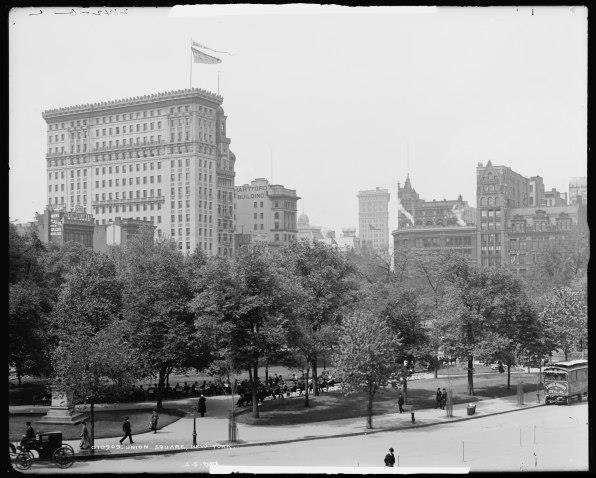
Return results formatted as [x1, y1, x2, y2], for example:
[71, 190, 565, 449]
[384, 447, 396, 467]
[20, 422, 36, 450]
[119, 416, 134, 445]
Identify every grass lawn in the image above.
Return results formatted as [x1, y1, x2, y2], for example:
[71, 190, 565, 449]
[9, 408, 184, 443]
[235, 371, 540, 426]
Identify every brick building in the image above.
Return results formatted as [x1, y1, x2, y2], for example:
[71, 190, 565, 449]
[234, 178, 299, 247]
[393, 175, 477, 263]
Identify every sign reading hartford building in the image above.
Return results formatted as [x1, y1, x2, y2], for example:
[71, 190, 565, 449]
[235, 184, 269, 200]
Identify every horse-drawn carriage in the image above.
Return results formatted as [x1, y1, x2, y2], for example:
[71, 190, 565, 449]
[10, 431, 75, 470]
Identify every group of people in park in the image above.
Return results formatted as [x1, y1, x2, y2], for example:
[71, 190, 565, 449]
[234, 371, 338, 408]
[435, 387, 449, 410]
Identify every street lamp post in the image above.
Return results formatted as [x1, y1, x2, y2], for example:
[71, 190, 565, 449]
[192, 408, 197, 446]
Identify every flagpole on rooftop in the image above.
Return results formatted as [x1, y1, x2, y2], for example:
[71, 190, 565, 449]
[189, 39, 193, 89]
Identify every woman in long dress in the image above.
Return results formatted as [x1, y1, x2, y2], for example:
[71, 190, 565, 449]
[80, 421, 91, 449]
[150, 410, 159, 433]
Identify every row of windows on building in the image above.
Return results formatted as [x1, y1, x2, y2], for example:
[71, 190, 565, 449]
[509, 219, 573, 232]
[95, 176, 162, 188]
[95, 122, 163, 137]
[508, 236, 559, 252]
[95, 189, 162, 201]
[94, 202, 162, 214]
[49, 183, 87, 192]
[47, 104, 215, 132]
[48, 140, 215, 160]
[49, 196, 85, 205]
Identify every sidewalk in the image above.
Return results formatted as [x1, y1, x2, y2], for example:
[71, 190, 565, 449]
[60, 390, 545, 460]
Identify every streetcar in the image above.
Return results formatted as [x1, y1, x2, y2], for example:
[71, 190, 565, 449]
[543, 359, 588, 405]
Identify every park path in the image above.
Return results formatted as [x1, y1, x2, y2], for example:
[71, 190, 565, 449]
[53, 389, 546, 459]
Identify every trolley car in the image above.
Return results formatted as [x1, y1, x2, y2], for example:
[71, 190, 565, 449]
[543, 359, 588, 405]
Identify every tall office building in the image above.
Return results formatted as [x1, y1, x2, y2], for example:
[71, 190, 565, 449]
[42, 88, 236, 256]
[234, 178, 299, 247]
[476, 161, 586, 274]
[357, 187, 390, 253]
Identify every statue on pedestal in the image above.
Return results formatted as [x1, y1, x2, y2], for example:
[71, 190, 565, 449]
[37, 382, 87, 426]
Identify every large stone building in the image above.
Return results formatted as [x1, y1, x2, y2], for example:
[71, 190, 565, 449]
[357, 187, 390, 253]
[42, 88, 236, 256]
[234, 178, 299, 247]
[505, 204, 586, 276]
[476, 161, 586, 273]
[393, 176, 477, 263]
[569, 176, 587, 205]
[397, 175, 476, 229]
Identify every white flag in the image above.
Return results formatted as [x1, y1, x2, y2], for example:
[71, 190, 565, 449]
[192, 40, 231, 55]
[192, 47, 221, 64]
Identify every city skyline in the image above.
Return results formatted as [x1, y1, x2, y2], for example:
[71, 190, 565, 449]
[9, 6, 587, 236]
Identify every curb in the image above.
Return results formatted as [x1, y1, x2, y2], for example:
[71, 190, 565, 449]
[71, 401, 547, 461]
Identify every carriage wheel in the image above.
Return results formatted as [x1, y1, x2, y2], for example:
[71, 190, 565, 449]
[53, 445, 75, 469]
[14, 451, 33, 470]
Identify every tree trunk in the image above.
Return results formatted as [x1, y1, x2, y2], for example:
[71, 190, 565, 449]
[312, 357, 319, 397]
[304, 365, 310, 408]
[402, 377, 408, 403]
[366, 389, 374, 429]
[156, 367, 166, 411]
[16, 369, 22, 387]
[539, 362, 542, 385]
[90, 400, 95, 454]
[564, 349, 569, 361]
[507, 364, 511, 390]
[166, 373, 170, 389]
[265, 361, 269, 383]
[251, 360, 259, 419]
[467, 356, 474, 396]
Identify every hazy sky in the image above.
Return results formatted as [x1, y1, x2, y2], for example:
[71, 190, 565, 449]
[9, 6, 587, 236]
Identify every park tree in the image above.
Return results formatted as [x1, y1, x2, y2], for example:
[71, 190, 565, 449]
[9, 224, 54, 383]
[363, 282, 426, 400]
[192, 245, 289, 418]
[526, 227, 589, 297]
[282, 240, 359, 396]
[333, 311, 402, 429]
[538, 286, 587, 361]
[9, 281, 53, 384]
[436, 264, 534, 396]
[51, 251, 123, 336]
[394, 249, 471, 378]
[51, 321, 140, 451]
[120, 233, 212, 411]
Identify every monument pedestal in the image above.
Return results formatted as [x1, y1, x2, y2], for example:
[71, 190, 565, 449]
[37, 386, 87, 425]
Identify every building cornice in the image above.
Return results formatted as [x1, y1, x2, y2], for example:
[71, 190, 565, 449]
[42, 88, 223, 121]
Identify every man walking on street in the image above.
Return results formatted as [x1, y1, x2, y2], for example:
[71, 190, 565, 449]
[435, 388, 442, 409]
[384, 447, 396, 467]
[198, 394, 207, 417]
[397, 393, 405, 413]
[441, 388, 447, 410]
[119, 416, 134, 445]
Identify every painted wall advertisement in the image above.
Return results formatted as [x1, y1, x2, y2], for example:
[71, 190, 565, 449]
[50, 212, 63, 237]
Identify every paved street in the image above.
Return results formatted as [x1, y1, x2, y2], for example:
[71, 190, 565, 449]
[21, 401, 587, 473]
